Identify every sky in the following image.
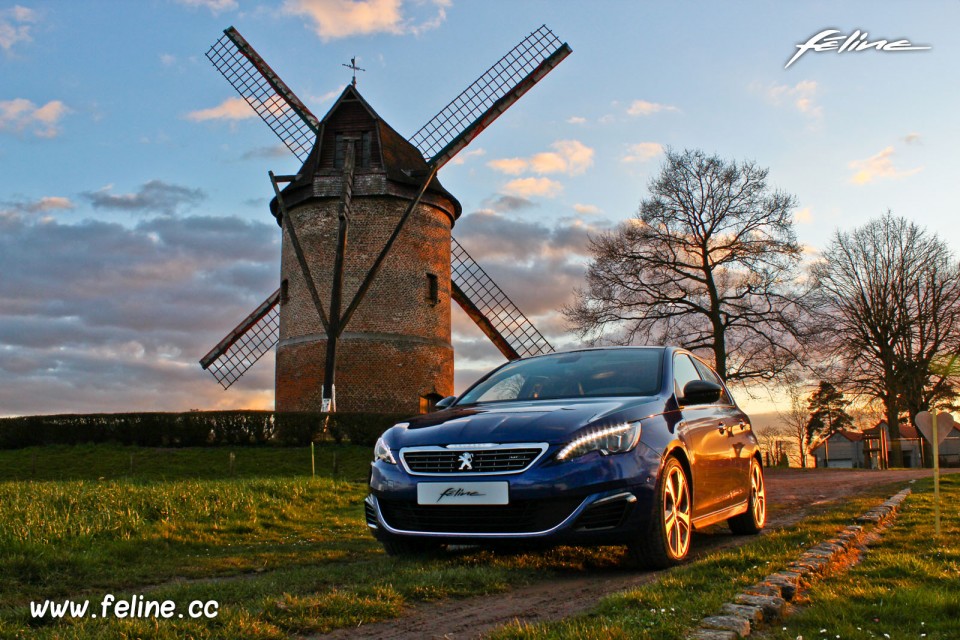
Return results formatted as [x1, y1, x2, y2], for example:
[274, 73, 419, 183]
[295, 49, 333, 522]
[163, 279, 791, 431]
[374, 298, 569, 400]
[1, 0, 958, 418]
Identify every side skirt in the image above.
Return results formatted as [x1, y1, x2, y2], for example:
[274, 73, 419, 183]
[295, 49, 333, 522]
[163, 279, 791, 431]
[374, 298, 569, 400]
[692, 500, 749, 530]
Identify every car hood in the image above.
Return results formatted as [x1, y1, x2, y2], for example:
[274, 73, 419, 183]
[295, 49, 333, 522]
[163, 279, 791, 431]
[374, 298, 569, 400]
[386, 397, 663, 447]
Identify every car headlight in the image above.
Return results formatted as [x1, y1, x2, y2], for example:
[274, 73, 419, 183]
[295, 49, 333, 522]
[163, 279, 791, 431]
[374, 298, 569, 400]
[374, 437, 396, 464]
[556, 421, 642, 461]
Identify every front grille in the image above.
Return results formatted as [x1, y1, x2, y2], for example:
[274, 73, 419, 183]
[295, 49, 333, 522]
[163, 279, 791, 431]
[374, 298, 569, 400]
[377, 496, 583, 534]
[574, 498, 632, 530]
[401, 445, 546, 475]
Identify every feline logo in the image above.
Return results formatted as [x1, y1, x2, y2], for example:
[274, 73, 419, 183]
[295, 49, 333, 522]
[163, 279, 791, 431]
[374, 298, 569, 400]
[786, 29, 930, 69]
[437, 487, 484, 502]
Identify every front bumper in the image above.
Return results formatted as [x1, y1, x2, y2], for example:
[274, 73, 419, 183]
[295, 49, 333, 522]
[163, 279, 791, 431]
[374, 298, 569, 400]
[366, 442, 662, 546]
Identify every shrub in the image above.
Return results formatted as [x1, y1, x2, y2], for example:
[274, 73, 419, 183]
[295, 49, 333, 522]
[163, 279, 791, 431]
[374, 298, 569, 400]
[0, 411, 409, 449]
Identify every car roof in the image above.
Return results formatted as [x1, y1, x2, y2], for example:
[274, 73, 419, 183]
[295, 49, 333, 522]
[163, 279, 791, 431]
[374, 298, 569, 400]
[513, 345, 670, 363]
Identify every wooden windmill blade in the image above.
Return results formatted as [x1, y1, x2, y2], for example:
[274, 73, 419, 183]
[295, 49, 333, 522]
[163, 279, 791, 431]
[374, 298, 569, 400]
[403, 25, 568, 359]
[199, 288, 281, 389]
[206, 27, 320, 161]
[411, 24, 572, 171]
[201, 28, 331, 390]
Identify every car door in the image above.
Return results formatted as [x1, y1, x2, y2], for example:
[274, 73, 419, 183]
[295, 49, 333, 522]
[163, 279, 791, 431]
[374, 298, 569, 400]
[692, 357, 749, 508]
[673, 353, 729, 519]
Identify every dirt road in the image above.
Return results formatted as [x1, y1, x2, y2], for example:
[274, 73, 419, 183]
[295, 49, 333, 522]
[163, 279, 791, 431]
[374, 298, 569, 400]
[314, 468, 953, 640]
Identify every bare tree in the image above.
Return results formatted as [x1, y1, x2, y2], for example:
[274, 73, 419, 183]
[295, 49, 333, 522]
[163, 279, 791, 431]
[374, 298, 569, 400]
[755, 421, 792, 467]
[848, 397, 885, 431]
[778, 380, 812, 467]
[565, 149, 805, 384]
[808, 213, 960, 466]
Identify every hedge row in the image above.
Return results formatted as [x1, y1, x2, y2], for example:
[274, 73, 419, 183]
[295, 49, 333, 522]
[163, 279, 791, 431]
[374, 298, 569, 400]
[0, 411, 410, 449]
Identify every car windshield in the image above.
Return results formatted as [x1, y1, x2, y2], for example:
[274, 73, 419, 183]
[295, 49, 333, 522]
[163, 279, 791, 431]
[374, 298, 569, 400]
[457, 349, 664, 405]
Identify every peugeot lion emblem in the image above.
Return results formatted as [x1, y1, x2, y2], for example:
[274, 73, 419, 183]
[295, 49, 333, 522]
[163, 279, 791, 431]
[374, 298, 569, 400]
[458, 452, 474, 471]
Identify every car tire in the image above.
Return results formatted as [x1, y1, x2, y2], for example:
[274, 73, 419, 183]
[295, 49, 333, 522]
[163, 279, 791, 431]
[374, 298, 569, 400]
[728, 458, 766, 535]
[381, 537, 443, 557]
[627, 456, 692, 569]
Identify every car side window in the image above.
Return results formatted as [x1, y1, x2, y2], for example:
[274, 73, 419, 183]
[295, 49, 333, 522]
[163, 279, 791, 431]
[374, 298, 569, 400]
[692, 358, 732, 405]
[673, 354, 702, 401]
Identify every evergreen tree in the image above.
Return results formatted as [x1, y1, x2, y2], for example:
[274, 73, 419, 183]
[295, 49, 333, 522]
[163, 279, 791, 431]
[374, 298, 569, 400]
[805, 381, 853, 449]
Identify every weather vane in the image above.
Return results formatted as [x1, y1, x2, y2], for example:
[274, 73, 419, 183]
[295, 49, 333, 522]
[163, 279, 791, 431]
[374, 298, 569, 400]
[341, 57, 365, 87]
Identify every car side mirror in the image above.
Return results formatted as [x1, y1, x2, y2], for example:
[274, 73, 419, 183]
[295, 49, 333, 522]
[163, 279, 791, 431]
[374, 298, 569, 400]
[682, 380, 722, 405]
[434, 396, 457, 410]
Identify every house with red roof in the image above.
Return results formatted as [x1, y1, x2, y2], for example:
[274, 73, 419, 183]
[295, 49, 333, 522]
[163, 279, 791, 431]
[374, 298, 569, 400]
[812, 420, 960, 469]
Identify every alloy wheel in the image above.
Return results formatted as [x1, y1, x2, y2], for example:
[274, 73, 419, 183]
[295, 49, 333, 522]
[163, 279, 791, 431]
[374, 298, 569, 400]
[750, 461, 766, 527]
[662, 463, 691, 559]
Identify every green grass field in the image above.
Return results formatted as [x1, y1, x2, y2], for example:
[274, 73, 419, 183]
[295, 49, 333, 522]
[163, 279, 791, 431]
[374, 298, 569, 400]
[0, 444, 622, 639]
[0, 445, 951, 639]
[761, 474, 960, 640]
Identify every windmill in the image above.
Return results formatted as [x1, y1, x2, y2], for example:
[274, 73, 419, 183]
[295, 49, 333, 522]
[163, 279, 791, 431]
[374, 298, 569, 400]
[199, 25, 570, 414]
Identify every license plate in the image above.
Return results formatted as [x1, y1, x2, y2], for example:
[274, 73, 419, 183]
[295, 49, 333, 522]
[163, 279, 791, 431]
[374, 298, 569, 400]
[417, 482, 509, 505]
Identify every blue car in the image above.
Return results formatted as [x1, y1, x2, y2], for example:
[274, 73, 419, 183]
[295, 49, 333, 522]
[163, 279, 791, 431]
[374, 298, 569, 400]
[365, 346, 766, 568]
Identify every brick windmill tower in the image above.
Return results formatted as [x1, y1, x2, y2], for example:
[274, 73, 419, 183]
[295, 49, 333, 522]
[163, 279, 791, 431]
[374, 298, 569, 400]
[199, 26, 571, 414]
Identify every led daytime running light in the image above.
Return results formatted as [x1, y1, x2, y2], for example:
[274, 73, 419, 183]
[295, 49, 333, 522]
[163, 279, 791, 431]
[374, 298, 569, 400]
[556, 422, 641, 461]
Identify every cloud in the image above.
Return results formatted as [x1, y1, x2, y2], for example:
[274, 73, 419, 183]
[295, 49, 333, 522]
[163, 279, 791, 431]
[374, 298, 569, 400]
[186, 97, 257, 122]
[532, 140, 594, 175]
[567, 116, 586, 125]
[2, 196, 74, 215]
[450, 210, 612, 366]
[455, 210, 600, 269]
[241, 145, 291, 160]
[903, 132, 921, 145]
[489, 140, 594, 177]
[282, 0, 449, 41]
[0, 5, 36, 53]
[0, 209, 280, 415]
[622, 142, 664, 163]
[82, 180, 205, 216]
[310, 88, 345, 106]
[626, 100, 679, 116]
[449, 147, 486, 166]
[503, 177, 563, 198]
[484, 194, 536, 212]
[0, 99, 70, 138]
[848, 146, 923, 185]
[29, 196, 74, 213]
[573, 203, 600, 215]
[794, 207, 812, 224]
[174, 0, 238, 13]
[758, 80, 822, 120]
[487, 157, 528, 175]
[160, 53, 177, 66]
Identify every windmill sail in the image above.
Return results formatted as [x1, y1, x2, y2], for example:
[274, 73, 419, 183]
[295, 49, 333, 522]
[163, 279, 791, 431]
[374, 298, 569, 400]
[200, 288, 281, 389]
[410, 25, 571, 170]
[451, 238, 553, 360]
[200, 25, 568, 388]
[207, 27, 319, 161]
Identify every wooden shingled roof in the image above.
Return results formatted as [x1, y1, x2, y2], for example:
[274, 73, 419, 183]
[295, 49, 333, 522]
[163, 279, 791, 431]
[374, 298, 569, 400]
[270, 85, 461, 225]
